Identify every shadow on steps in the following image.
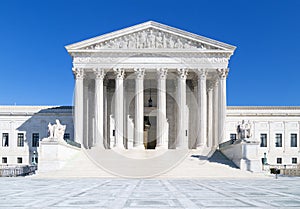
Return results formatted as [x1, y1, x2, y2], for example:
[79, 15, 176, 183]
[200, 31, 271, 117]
[208, 150, 238, 168]
[191, 150, 238, 169]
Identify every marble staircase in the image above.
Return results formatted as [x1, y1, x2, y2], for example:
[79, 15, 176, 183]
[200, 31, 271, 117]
[34, 148, 266, 179]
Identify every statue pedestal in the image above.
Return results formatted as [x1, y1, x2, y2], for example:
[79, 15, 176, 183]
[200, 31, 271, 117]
[38, 138, 81, 173]
[219, 139, 262, 172]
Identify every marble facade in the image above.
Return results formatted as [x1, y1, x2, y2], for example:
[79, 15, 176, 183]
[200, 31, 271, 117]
[0, 21, 299, 173]
[65, 21, 235, 150]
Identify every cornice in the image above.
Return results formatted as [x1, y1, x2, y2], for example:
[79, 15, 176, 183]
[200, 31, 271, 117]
[0, 106, 73, 116]
[227, 106, 300, 110]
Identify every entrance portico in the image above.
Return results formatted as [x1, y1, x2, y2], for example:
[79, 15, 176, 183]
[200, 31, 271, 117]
[66, 21, 235, 150]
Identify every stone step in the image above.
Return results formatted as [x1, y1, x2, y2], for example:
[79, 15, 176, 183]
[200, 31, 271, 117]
[33, 148, 266, 179]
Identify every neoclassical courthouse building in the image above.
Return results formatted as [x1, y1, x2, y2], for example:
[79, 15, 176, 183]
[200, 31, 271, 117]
[1, 21, 300, 173]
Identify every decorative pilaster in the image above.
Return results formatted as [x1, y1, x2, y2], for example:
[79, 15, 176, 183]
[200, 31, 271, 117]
[73, 67, 84, 145]
[207, 81, 214, 148]
[134, 68, 145, 149]
[156, 68, 168, 149]
[217, 68, 229, 144]
[113, 68, 125, 148]
[196, 69, 207, 148]
[212, 78, 219, 148]
[94, 68, 106, 149]
[176, 68, 188, 149]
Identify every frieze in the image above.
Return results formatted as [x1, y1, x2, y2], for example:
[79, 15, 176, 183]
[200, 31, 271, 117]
[73, 56, 228, 64]
[81, 28, 219, 50]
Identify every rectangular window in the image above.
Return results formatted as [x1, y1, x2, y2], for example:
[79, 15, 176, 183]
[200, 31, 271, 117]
[292, 158, 297, 164]
[291, 134, 297, 147]
[260, 134, 267, 147]
[275, 134, 282, 147]
[277, 158, 282, 164]
[17, 157, 22, 164]
[2, 133, 9, 147]
[32, 133, 39, 147]
[63, 133, 70, 140]
[17, 133, 24, 147]
[2, 157, 7, 164]
[230, 134, 237, 141]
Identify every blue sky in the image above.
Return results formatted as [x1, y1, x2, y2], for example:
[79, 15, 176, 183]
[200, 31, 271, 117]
[0, 0, 299, 106]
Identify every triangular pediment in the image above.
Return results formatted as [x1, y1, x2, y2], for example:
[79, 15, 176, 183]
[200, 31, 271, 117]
[65, 21, 236, 52]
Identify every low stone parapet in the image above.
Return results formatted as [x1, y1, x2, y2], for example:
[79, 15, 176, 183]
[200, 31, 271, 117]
[219, 139, 262, 172]
[38, 138, 81, 173]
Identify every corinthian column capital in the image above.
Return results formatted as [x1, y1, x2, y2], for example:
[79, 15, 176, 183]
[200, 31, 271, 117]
[217, 68, 229, 79]
[94, 68, 106, 80]
[113, 68, 125, 80]
[134, 68, 145, 79]
[72, 68, 85, 80]
[197, 69, 207, 80]
[157, 68, 168, 80]
[177, 68, 188, 79]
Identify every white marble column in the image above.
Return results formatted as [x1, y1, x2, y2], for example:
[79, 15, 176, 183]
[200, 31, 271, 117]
[207, 82, 213, 148]
[114, 68, 125, 148]
[156, 68, 168, 149]
[103, 80, 108, 148]
[176, 68, 188, 149]
[134, 68, 145, 149]
[94, 69, 106, 149]
[217, 68, 228, 144]
[213, 78, 219, 148]
[196, 69, 207, 148]
[73, 68, 84, 145]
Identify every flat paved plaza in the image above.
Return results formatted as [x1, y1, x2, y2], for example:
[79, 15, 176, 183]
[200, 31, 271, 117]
[1, 177, 300, 208]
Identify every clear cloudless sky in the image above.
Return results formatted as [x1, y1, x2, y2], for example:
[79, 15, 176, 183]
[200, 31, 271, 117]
[0, 0, 300, 106]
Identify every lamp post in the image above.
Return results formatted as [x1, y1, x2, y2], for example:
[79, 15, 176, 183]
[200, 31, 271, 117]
[263, 152, 267, 171]
[32, 151, 37, 165]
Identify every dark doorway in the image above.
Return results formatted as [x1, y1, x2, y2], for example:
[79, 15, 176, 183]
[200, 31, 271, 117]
[144, 116, 157, 149]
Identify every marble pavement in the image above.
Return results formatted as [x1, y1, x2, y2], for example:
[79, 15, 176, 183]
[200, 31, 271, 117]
[0, 177, 300, 208]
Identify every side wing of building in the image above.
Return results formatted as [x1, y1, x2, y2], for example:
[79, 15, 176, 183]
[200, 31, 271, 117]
[0, 106, 73, 165]
[226, 106, 300, 165]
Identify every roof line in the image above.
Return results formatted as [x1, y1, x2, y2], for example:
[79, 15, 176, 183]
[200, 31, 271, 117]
[65, 20, 236, 51]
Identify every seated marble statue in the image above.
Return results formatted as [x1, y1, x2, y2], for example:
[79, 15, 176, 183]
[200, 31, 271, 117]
[48, 119, 66, 141]
[237, 120, 252, 140]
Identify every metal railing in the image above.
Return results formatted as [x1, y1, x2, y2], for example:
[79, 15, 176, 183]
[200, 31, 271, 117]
[264, 164, 300, 176]
[0, 165, 37, 177]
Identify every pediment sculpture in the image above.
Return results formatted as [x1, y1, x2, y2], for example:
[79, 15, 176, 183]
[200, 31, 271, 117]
[83, 28, 219, 50]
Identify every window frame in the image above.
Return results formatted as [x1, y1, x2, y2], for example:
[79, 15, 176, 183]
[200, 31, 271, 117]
[275, 133, 282, 147]
[17, 157, 22, 164]
[32, 133, 39, 147]
[2, 157, 7, 164]
[260, 133, 268, 147]
[63, 133, 70, 140]
[17, 133, 25, 147]
[277, 157, 282, 164]
[291, 133, 297, 147]
[2, 133, 9, 147]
